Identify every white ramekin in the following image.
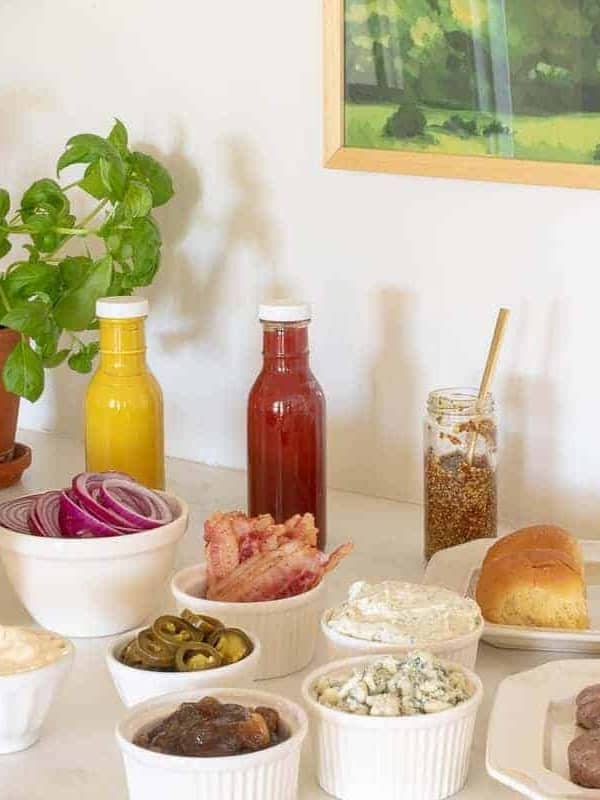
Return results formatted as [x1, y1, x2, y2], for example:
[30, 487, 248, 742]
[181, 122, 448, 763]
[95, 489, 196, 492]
[302, 654, 483, 800]
[0, 638, 74, 753]
[320, 608, 483, 669]
[106, 626, 261, 707]
[0, 494, 189, 638]
[171, 564, 325, 679]
[116, 687, 308, 800]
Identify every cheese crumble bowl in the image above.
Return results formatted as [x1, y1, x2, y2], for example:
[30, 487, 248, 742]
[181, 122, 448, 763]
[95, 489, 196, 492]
[0, 635, 73, 753]
[107, 627, 261, 707]
[0, 493, 189, 638]
[301, 653, 483, 800]
[116, 687, 308, 800]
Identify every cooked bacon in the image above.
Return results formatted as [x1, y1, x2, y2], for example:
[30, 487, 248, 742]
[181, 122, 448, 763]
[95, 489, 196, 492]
[203, 511, 352, 601]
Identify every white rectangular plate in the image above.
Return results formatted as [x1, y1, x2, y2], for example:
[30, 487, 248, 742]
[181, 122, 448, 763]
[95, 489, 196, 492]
[487, 660, 600, 799]
[423, 539, 600, 653]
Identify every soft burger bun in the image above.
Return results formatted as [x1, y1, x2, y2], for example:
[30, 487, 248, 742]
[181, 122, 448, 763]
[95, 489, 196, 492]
[482, 524, 583, 572]
[476, 547, 588, 629]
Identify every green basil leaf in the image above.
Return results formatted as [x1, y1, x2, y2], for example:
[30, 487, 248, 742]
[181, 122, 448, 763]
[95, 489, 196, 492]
[108, 119, 128, 157]
[21, 179, 69, 218]
[79, 162, 107, 200]
[2, 338, 44, 402]
[68, 341, 99, 374]
[0, 239, 11, 259]
[1, 299, 50, 338]
[44, 348, 70, 368]
[122, 180, 152, 218]
[121, 217, 161, 287]
[53, 255, 112, 331]
[58, 256, 92, 289]
[130, 152, 174, 207]
[0, 189, 10, 219]
[5, 263, 61, 301]
[57, 134, 123, 178]
[98, 157, 126, 201]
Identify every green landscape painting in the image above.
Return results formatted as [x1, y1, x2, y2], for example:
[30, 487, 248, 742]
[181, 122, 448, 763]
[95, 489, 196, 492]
[344, 0, 600, 164]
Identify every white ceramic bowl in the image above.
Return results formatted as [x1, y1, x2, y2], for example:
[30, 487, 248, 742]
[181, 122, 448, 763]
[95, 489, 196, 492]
[302, 654, 483, 800]
[107, 626, 261, 707]
[320, 607, 483, 669]
[0, 638, 74, 753]
[0, 494, 189, 638]
[116, 687, 308, 800]
[171, 563, 325, 679]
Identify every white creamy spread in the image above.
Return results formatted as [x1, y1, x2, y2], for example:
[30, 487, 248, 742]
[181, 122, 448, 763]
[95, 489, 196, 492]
[327, 581, 482, 645]
[0, 626, 69, 676]
[314, 651, 472, 716]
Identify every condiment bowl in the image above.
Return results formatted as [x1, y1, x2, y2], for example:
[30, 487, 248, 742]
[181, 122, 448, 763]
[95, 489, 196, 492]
[320, 607, 483, 669]
[302, 654, 483, 800]
[106, 626, 262, 707]
[0, 493, 189, 638]
[171, 563, 325, 679]
[0, 637, 74, 753]
[116, 687, 308, 800]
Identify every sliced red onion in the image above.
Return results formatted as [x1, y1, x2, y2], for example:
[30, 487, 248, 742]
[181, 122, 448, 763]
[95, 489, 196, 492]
[0, 473, 176, 538]
[0, 495, 40, 533]
[71, 472, 140, 530]
[98, 479, 173, 530]
[31, 491, 62, 537]
[58, 490, 124, 538]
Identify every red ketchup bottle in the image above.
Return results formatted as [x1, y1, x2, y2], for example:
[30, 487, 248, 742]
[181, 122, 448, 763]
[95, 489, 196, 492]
[247, 302, 327, 549]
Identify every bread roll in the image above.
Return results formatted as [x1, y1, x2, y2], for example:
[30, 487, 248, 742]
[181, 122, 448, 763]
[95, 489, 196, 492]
[476, 548, 588, 629]
[482, 525, 583, 572]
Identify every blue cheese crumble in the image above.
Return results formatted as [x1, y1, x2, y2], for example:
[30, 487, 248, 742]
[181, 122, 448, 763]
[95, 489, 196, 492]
[314, 652, 472, 716]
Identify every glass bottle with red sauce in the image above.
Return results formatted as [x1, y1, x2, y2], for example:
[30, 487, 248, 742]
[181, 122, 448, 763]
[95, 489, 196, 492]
[247, 302, 326, 549]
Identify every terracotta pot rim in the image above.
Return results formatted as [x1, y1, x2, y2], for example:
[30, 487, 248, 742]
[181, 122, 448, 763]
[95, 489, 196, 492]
[0, 443, 32, 489]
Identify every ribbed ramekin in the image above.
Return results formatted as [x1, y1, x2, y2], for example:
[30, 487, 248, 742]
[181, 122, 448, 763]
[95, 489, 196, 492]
[320, 608, 483, 669]
[302, 654, 483, 800]
[106, 627, 261, 707]
[0, 639, 74, 753]
[171, 564, 325, 679]
[116, 687, 308, 800]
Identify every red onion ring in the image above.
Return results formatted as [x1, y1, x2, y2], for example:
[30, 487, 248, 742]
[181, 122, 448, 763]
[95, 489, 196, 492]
[98, 478, 173, 530]
[0, 495, 39, 533]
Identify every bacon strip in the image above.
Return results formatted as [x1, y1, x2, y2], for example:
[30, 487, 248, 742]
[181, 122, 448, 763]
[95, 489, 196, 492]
[203, 511, 352, 601]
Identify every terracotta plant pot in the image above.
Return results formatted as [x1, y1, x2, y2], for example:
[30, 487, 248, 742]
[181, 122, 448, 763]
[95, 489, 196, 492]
[0, 328, 20, 464]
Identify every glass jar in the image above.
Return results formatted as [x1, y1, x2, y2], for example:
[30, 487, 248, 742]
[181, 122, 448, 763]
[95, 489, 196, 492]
[424, 387, 497, 561]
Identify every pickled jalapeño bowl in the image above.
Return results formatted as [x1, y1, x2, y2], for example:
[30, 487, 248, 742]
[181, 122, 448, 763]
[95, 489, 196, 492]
[302, 654, 483, 800]
[107, 626, 261, 707]
[116, 687, 308, 800]
[171, 563, 325, 680]
[0, 492, 189, 638]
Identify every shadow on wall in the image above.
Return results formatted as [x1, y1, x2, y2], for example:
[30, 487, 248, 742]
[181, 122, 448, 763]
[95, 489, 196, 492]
[329, 287, 422, 503]
[148, 133, 287, 353]
[500, 300, 599, 537]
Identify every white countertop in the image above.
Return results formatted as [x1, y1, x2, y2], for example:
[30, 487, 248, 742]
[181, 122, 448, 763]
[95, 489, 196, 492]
[0, 429, 570, 799]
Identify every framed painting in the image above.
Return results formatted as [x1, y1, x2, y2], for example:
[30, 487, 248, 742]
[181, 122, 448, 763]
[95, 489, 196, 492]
[324, 0, 600, 188]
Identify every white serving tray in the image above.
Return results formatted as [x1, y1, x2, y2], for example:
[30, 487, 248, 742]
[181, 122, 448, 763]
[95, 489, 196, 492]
[423, 538, 600, 653]
[487, 660, 600, 799]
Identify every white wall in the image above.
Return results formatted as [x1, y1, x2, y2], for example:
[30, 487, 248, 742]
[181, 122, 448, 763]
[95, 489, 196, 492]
[1, 0, 599, 536]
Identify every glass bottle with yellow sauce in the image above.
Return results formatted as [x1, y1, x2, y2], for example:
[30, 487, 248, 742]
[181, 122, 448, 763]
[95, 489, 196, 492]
[85, 297, 165, 489]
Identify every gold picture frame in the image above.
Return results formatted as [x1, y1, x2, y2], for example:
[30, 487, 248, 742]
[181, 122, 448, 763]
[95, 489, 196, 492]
[324, 0, 600, 190]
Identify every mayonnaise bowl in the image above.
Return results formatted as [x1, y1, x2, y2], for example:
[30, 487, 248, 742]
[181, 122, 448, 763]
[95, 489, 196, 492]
[0, 626, 74, 753]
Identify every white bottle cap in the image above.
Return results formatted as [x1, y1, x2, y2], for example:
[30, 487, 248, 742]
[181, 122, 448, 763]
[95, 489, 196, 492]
[96, 296, 149, 319]
[258, 300, 312, 322]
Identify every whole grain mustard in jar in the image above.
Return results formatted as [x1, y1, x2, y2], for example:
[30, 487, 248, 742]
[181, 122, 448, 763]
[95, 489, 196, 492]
[424, 388, 497, 561]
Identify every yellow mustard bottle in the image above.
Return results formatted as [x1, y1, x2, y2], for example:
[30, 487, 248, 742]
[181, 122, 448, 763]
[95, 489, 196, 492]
[85, 297, 165, 489]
